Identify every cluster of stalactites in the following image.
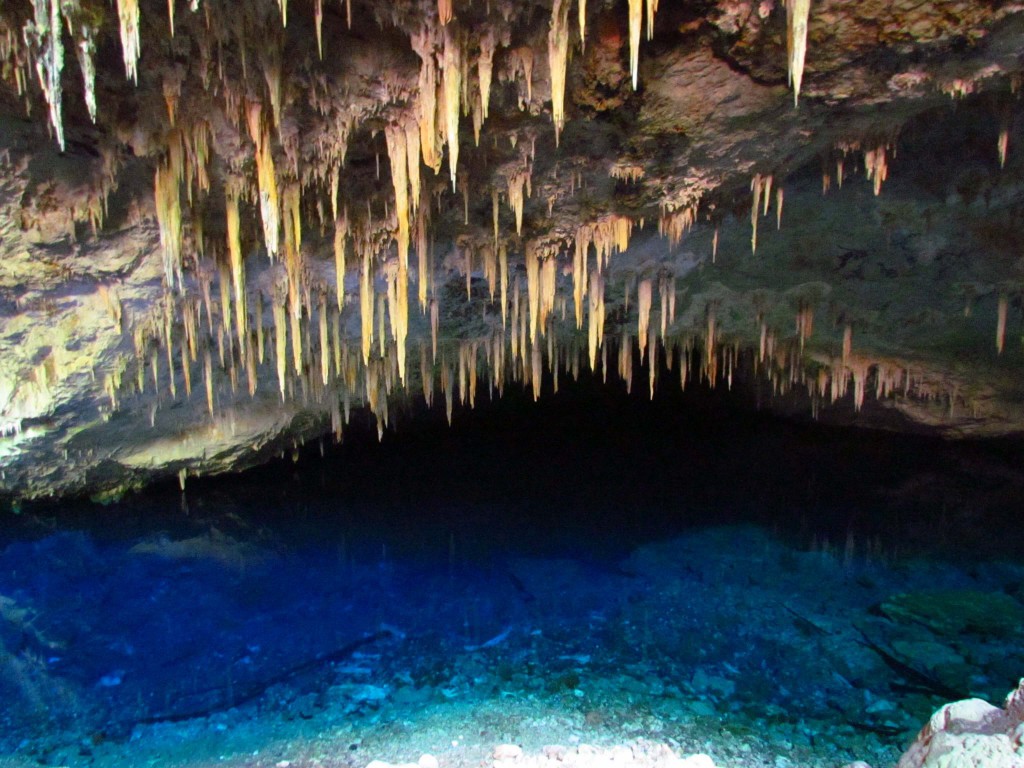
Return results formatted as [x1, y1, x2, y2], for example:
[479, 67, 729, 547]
[610, 163, 645, 184]
[507, 165, 533, 237]
[658, 201, 700, 249]
[152, 122, 212, 291]
[117, 0, 141, 83]
[17, 0, 103, 152]
[864, 145, 888, 196]
[111, 240, 965, 463]
[572, 214, 633, 330]
[411, 23, 501, 192]
[750, 174, 782, 254]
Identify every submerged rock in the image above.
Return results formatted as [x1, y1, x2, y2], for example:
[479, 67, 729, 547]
[880, 591, 1024, 638]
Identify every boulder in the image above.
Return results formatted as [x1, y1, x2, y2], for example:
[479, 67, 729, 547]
[896, 679, 1024, 768]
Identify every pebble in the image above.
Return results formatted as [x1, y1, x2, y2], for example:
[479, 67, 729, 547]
[493, 744, 524, 761]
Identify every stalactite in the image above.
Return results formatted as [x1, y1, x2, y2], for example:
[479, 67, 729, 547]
[646, 0, 658, 40]
[785, 0, 810, 106]
[712, 227, 718, 263]
[483, 245, 497, 300]
[530, 339, 542, 401]
[179, 337, 192, 396]
[997, 294, 1008, 354]
[776, 188, 784, 230]
[619, 332, 633, 394]
[750, 174, 771, 254]
[395, 264, 409, 382]
[526, 246, 540, 344]
[301, 0, 316, 57]
[282, 183, 304, 375]
[705, 309, 717, 387]
[416, 199, 430, 311]
[658, 274, 668, 339]
[319, 296, 330, 385]
[572, 233, 588, 331]
[218, 261, 233, 370]
[471, 91, 484, 147]
[255, 292, 265, 364]
[117, 0, 141, 83]
[648, 323, 658, 398]
[796, 302, 814, 349]
[637, 278, 652, 361]
[442, 357, 453, 423]
[360, 247, 373, 363]
[548, 0, 571, 144]
[430, 298, 439, 362]
[225, 187, 247, 346]
[463, 241, 473, 299]
[508, 46, 534, 107]
[864, 145, 887, 196]
[246, 102, 280, 259]
[508, 167, 531, 236]
[203, 347, 214, 414]
[479, 30, 496, 121]
[442, 28, 462, 191]
[588, 269, 605, 370]
[420, 344, 434, 407]
[405, 122, 421, 216]
[278, 0, 288, 26]
[628, 0, 641, 90]
[24, 0, 64, 150]
[999, 125, 1010, 169]
[154, 163, 184, 291]
[271, 299, 287, 398]
[73, 20, 99, 125]
[334, 213, 348, 310]
[540, 254, 557, 340]
[163, 303, 176, 398]
[385, 123, 411, 271]
[439, 0, 453, 25]
[412, 29, 442, 174]
[499, 243, 509, 329]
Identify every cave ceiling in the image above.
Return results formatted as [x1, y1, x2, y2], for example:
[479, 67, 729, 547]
[1, 0, 1024, 500]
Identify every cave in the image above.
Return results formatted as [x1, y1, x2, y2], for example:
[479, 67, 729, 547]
[2, 0, 1024, 766]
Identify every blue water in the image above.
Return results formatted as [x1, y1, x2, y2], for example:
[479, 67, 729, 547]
[2, 382, 1023, 768]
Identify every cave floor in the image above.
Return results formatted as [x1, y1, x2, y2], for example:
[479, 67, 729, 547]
[0, 500, 1022, 768]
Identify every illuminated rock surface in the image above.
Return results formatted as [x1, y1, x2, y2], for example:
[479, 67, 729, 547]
[2, 2, 1024, 497]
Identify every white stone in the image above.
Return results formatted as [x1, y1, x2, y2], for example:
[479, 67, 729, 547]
[678, 756, 716, 768]
[493, 745, 523, 762]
